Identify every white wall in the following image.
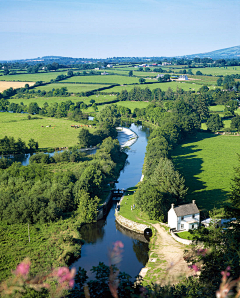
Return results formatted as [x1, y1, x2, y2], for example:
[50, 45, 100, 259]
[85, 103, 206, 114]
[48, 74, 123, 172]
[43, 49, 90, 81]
[168, 208, 177, 229]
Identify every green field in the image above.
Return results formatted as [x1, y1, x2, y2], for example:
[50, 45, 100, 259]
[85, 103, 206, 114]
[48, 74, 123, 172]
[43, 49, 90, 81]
[116, 101, 150, 111]
[0, 71, 68, 82]
[34, 83, 111, 93]
[102, 81, 218, 93]
[64, 74, 140, 84]
[171, 132, 240, 211]
[0, 112, 94, 148]
[191, 66, 240, 76]
[9, 94, 118, 108]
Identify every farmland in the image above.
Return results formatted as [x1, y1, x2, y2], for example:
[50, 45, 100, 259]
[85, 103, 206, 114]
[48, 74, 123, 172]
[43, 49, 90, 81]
[0, 71, 68, 82]
[0, 81, 35, 92]
[64, 74, 141, 84]
[191, 66, 240, 76]
[0, 112, 94, 148]
[171, 132, 240, 211]
[34, 83, 111, 93]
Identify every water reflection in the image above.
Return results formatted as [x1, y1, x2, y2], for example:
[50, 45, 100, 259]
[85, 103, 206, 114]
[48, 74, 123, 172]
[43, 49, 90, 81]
[79, 220, 106, 244]
[133, 240, 149, 266]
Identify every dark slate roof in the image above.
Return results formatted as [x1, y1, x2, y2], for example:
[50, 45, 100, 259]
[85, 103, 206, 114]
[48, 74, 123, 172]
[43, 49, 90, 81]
[174, 203, 199, 217]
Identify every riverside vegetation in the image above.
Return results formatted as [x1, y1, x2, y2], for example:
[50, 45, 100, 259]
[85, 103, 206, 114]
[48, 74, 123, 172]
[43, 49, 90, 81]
[1, 58, 240, 297]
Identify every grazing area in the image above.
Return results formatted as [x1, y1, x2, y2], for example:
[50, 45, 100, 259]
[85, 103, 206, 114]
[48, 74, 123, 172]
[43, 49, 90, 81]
[171, 132, 240, 211]
[64, 74, 140, 84]
[0, 81, 35, 92]
[0, 112, 93, 148]
[34, 83, 111, 93]
[0, 72, 67, 82]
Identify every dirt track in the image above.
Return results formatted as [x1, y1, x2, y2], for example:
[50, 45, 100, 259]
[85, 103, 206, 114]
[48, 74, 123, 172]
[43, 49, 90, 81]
[145, 224, 193, 285]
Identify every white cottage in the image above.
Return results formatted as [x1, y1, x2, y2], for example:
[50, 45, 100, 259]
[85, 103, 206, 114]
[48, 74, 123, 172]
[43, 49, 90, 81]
[168, 200, 200, 231]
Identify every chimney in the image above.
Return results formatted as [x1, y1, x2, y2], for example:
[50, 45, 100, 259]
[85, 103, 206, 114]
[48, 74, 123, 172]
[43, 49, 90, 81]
[192, 200, 196, 204]
[171, 203, 174, 209]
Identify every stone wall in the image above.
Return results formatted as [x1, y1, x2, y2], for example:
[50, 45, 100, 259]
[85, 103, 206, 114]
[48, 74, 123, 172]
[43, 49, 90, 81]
[115, 213, 150, 234]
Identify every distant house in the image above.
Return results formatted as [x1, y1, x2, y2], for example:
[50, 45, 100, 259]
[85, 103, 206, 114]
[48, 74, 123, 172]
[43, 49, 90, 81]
[179, 75, 188, 80]
[101, 71, 109, 75]
[201, 218, 236, 228]
[107, 64, 113, 68]
[156, 74, 164, 79]
[168, 200, 200, 231]
[162, 62, 171, 66]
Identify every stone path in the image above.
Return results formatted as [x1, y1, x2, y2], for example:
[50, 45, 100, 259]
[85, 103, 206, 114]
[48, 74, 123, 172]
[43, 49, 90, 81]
[142, 223, 193, 285]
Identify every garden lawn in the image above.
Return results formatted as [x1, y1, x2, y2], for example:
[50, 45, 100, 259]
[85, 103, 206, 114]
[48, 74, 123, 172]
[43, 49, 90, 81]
[0, 112, 94, 148]
[171, 132, 240, 211]
[176, 231, 194, 240]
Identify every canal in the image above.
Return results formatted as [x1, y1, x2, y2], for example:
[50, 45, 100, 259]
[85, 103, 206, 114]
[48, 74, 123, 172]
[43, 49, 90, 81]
[71, 123, 150, 280]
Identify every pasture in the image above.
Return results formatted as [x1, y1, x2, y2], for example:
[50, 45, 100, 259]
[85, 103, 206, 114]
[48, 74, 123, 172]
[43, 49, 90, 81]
[171, 132, 240, 211]
[0, 112, 94, 148]
[9, 94, 118, 108]
[63, 74, 140, 85]
[116, 101, 150, 111]
[0, 72, 68, 82]
[0, 81, 35, 92]
[191, 66, 240, 76]
[102, 81, 218, 93]
[34, 83, 111, 93]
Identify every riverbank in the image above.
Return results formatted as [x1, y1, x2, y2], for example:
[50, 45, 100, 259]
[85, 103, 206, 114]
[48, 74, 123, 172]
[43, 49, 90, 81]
[116, 126, 138, 148]
[116, 188, 192, 286]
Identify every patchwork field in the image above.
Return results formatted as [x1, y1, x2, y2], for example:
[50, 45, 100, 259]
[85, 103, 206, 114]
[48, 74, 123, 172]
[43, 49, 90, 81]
[34, 83, 111, 93]
[63, 74, 140, 84]
[0, 112, 94, 148]
[171, 132, 240, 211]
[0, 72, 68, 82]
[116, 101, 150, 111]
[0, 81, 35, 92]
[191, 66, 240, 76]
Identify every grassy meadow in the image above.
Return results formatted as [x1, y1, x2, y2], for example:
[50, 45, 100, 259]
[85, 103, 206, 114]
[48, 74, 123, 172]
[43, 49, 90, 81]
[0, 71, 68, 82]
[0, 112, 94, 148]
[34, 83, 111, 93]
[171, 132, 240, 211]
[64, 74, 140, 84]
[116, 101, 150, 111]
[191, 66, 240, 76]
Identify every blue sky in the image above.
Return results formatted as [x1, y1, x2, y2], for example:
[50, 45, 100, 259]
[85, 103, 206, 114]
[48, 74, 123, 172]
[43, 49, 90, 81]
[0, 0, 239, 60]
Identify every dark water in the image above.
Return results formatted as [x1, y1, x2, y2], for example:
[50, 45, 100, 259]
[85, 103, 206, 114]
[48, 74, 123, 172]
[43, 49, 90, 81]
[71, 123, 150, 280]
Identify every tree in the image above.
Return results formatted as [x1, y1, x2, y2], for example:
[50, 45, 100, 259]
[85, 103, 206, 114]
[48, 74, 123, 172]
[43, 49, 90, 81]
[78, 128, 92, 148]
[28, 102, 40, 114]
[206, 114, 223, 132]
[139, 78, 145, 84]
[231, 114, 240, 132]
[224, 100, 238, 116]
[217, 77, 223, 86]
[128, 70, 133, 77]
[67, 70, 73, 77]
[196, 71, 203, 75]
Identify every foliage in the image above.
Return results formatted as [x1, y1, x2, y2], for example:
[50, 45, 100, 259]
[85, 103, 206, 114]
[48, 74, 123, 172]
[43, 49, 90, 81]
[206, 114, 223, 132]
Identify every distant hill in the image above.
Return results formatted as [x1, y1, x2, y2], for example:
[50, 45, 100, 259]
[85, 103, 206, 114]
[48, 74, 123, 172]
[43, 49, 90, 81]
[183, 45, 240, 59]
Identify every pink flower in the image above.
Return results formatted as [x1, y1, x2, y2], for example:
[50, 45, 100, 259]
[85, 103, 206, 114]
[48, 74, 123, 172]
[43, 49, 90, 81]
[55, 267, 76, 288]
[189, 264, 200, 272]
[114, 241, 124, 249]
[14, 259, 31, 276]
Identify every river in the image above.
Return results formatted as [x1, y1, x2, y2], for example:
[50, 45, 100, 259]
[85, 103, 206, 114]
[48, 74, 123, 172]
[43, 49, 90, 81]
[71, 123, 150, 280]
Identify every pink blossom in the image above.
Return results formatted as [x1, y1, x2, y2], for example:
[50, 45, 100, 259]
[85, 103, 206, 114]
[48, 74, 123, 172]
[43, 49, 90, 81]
[55, 267, 76, 288]
[14, 259, 31, 276]
[189, 264, 200, 272]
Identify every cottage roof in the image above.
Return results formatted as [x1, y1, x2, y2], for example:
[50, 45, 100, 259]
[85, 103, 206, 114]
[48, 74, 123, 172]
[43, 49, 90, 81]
[174, 203, 199, 217]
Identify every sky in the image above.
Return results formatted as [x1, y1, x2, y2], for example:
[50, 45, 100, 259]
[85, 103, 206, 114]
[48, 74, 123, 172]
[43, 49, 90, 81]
[0, 0, 239, 60]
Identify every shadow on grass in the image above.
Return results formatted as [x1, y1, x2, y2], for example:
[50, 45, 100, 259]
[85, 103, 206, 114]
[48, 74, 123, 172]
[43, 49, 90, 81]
[171, 132, 229, 212]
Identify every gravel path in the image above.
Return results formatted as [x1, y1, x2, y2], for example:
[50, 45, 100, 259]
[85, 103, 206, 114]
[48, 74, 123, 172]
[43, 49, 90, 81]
[144, 223, 192, 285]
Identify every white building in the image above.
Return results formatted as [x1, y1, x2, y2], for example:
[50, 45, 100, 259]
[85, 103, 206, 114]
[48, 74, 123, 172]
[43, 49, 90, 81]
[168, 200, 200, 231]
[179, 75, 188, 80]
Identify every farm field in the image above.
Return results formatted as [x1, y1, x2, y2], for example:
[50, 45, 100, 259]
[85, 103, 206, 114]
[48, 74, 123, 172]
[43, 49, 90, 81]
[63, 74, 140, 84]
[102, 81, 218, 93]
[0, 112, 94, 148]
[0, 72, 68, 82]
[171, 132, 240, 211]
[191, 66, 240, 76]
[0, 81, 35, 92]
[9, 94, 118, 108]
[34, 83, 111, 93]
[116, 101, 150, 111]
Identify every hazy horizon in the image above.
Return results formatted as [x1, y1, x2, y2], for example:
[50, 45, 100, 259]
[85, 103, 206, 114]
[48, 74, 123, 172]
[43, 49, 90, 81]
[1, 0, 240, 60]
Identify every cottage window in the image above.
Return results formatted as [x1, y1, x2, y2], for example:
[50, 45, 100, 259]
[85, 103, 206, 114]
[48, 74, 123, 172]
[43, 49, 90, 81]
[181, 224, 184, 229]
[181, 216, 184, 220]
[192, 214, 195, 218]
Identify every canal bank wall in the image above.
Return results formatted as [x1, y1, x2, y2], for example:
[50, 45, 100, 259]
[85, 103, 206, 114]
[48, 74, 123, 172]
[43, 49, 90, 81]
[115, 213, 150, 234]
